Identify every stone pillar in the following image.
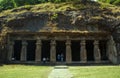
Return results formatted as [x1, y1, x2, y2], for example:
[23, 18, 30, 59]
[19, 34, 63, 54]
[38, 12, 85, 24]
[66, 39, 72, 63]
[8, 41, 14, 61]
[50, 40, 56, 63]
[107, 36, 118, 64]
[20, 40, 27, 61]
[80, 40, 87, 63]
[35, 38, 42, 62]
[94, 40, 101, 63]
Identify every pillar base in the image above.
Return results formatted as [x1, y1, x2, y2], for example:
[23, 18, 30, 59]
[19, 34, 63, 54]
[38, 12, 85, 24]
[35, 61, 41, 62]
[94, 59, 101, 63]
[81, 61, 87, 63]
[66, 61, 72, 64]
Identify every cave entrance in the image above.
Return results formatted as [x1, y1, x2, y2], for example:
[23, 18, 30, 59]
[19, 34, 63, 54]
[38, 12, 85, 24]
[13, 40, 22, 61]
[71, 40, 80, 62]
[86, 40, 94, 61]
[41, 40, 50, 62]
[27, 40, 36, 61]
[99, 40, 108, 61]
[56, 41, 66, 62]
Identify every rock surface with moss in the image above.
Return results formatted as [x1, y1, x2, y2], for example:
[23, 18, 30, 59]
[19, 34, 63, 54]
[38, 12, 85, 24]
[0, 1, 120, 63]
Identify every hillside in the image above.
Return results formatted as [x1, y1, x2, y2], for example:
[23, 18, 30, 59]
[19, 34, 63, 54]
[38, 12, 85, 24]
[0, 1, 120, 43]
[0, 1, 120, 60]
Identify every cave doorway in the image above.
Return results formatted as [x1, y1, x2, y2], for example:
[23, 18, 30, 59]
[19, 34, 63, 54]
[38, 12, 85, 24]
[41, 40, 50, 62]
[86, 40, 94, 61]
[99, 40, 108, 61]
[27, 40, 36, 61]
[56, 41, 66, 62]
[13, 40, 22, 61]
[71, 40, 80, 62]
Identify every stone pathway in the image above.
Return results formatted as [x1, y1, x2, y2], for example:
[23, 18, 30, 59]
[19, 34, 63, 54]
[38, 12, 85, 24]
[48, 65, 73, 78]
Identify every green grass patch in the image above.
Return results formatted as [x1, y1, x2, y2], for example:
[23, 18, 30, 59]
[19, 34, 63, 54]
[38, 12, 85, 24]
[0, 65, 52, 78]
[69, 65, 120, 78]
[0, 65, 120, 78]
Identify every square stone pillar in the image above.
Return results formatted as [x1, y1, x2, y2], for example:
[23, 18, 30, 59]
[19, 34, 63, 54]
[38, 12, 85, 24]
[80, 40, 87, 63]
[35, 38, 42, 62]
[20, 40, 27, 61]
[107, 36, 118, 64]
[94, 40, 101, 63]
[8, 41, 14, 61]
[50, 40, 56, 63]
[66, 39, 72, 63]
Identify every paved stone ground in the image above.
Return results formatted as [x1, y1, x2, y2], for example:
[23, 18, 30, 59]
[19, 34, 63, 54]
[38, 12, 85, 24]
[48, 65, 73, 78]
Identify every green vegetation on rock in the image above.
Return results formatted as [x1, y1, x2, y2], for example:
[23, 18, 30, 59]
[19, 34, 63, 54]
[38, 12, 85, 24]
[0, 1, 119, 17]
[0, 0, 119, 11]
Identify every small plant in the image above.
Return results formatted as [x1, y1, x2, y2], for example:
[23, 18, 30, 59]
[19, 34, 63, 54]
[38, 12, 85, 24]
[50, 13, 58, 20]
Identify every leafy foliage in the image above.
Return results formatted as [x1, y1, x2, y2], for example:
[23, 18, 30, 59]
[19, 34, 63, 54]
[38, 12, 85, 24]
[98, 0, 120, 6]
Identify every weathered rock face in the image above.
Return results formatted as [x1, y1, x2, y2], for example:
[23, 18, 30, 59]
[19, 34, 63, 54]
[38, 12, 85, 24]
[0, 7, 120, 32]
[0, 11, 117, 31]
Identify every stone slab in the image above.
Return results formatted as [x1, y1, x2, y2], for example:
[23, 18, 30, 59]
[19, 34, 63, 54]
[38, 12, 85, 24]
[48, 65, 73, 78]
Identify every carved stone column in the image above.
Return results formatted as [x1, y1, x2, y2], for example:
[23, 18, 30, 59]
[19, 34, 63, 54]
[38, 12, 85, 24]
[80, 40, 87, 63]
[50, 40, 56, 63]
[8, 41, 14, 61]
[94, 40, 101, 63]
[35, 38, 42, 62]
[20, 40, 27, 61]
[66, 40, 72, 63]
[107, 36, 118, 64]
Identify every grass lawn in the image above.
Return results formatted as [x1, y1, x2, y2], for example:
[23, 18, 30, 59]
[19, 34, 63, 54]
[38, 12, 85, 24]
[0, 65, 52, 78]
[69, 65, 120, 78]
[0, 65, 120, 78]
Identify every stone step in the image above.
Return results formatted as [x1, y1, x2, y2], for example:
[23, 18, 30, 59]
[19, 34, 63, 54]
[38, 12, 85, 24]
[48, 65, 73, 78]
[55, 62, 66, 65]
[54, 65, 68, 69]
